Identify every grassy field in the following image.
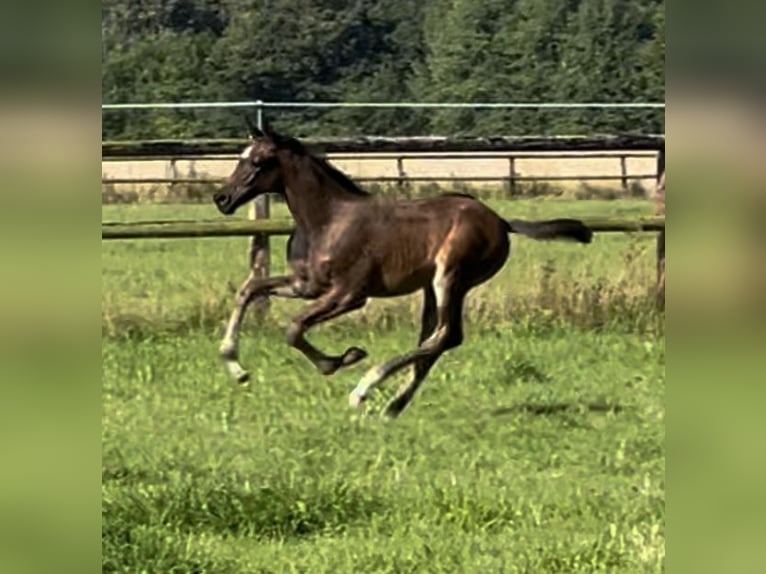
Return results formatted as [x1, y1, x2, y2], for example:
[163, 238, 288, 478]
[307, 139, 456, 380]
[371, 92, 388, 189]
[102, 197, 665, 572]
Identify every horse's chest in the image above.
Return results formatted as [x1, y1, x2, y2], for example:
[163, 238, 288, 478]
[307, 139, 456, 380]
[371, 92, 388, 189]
[287, 228, 309, 263]
[283, 228, 331, 291]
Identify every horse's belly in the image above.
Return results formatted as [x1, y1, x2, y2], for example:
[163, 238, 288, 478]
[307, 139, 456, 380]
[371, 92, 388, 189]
[370, 265, 434, 298]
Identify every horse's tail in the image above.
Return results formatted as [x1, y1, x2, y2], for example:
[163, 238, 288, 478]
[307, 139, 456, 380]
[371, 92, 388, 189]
[505, 218, 593, 244]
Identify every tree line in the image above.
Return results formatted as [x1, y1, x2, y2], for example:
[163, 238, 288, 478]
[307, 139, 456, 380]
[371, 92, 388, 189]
[102, 0, 664, 139]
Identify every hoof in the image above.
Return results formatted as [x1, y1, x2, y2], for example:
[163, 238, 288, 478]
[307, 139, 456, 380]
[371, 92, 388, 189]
[348, 391, 367, 409]
[317, 360, 340, 376]
[223, 356, 250, 385]
[342, 346, 368, 367]
[382, 404, 403, 419]
[383, 394, 411, 419]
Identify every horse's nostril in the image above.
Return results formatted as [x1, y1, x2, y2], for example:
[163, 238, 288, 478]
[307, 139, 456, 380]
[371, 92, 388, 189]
[214, 193, 226, 204]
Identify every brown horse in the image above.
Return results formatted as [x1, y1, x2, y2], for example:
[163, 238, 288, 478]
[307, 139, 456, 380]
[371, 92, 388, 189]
[213, 125, 593, 417]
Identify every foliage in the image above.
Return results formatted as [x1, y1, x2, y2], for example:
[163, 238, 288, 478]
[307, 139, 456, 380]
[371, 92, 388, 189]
[102, 0, 665, 138]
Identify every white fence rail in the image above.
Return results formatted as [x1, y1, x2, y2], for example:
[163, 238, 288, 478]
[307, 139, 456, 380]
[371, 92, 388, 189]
[103, 100, 665, 111]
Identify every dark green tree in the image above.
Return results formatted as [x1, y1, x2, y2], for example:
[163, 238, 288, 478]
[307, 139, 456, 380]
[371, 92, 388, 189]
[102, 30, 218, 138]
[101, 0, 664, 138]
[555, 0, 663, 133]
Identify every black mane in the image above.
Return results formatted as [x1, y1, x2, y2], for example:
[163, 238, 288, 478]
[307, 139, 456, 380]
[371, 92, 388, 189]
[311, 156, 370, 197]
[275, 132, 369, 197]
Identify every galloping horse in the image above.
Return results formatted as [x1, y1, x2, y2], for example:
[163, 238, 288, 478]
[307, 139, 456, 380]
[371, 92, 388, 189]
[214, 125, 593, 417]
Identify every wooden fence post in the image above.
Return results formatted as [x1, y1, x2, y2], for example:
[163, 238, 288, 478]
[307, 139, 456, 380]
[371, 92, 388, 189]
[619, 154, 628, 192]
[508, 156, 517, 196]
[249, 100, 271, 309]
[655, 146, 665, 311]
[249, 199, 270, 271]
[396, 156, 406, 193]
[167, 157, 179, 197]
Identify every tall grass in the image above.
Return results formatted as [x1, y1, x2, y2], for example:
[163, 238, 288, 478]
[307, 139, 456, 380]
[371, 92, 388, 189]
[102, 198, 661, 340]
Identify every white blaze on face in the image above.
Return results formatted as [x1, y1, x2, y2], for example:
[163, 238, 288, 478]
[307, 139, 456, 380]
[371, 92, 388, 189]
[240, 145, 254, 160]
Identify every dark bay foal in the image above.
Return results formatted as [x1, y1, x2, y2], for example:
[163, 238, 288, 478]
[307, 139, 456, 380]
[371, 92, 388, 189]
[214, 126, 593, 417]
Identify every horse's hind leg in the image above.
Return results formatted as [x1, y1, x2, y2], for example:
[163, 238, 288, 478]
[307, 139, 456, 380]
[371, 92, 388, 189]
[350, 267, 465, 412]
[220, 273, 294, 384]
[382, 287, 437, 416]
[383, 288, 465, 418]
[286, 290, 369, 375]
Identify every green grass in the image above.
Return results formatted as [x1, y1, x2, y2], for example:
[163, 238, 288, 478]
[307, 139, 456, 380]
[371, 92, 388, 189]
[102, 198, 660, 336]
[102, 198, 664, 572]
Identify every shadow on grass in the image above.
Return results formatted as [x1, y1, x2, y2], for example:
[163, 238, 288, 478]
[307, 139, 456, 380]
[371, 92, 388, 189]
[491, 402, 624, 417]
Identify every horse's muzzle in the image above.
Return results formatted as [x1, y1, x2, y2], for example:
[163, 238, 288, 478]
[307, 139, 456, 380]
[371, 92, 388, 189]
[213, 192, 235, 215]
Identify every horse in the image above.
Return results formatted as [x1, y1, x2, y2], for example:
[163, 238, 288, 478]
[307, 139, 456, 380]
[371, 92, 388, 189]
[213, 124, 594, 417]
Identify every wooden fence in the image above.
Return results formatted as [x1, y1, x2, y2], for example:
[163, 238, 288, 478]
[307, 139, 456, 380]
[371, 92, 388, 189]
[101, 216, 665, 240]
[102, 134, 665, 289]
[102, 134, 662, 192]
[102, 134, 663, 156]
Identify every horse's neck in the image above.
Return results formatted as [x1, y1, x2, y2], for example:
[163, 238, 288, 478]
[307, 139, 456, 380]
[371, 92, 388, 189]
[282, 156, 363, 232]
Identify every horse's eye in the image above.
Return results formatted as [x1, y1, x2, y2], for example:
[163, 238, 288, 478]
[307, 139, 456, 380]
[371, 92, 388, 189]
[253, 157, 274, 169]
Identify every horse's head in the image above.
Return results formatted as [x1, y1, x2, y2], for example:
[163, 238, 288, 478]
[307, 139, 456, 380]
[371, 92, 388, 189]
[214, 120, 286, 215]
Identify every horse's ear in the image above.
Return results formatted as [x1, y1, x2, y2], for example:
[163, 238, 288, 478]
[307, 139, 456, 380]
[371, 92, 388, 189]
[261, 120, 277, 141]
[260, 120, 289, 148]
[244, 115, 262, 139]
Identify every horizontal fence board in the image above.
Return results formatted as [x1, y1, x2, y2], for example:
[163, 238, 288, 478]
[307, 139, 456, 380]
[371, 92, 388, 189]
[102, 151, 660, 163]
[102, 173, 658, 185]
[103, 135, 664, 158]
[102, 216, 664, 240]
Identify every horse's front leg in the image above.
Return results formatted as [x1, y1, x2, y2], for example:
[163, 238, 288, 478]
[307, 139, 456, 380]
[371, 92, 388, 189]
[220, 273, 295, 384]
[286, 290, 368, 375]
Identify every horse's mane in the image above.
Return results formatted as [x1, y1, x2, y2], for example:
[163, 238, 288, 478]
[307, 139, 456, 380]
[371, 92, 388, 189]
[312, 155, 370, 197]
[276, 133, 369, 197]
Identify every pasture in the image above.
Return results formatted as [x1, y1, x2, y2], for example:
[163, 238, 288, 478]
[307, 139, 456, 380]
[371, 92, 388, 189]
[102, 197, 664, 572]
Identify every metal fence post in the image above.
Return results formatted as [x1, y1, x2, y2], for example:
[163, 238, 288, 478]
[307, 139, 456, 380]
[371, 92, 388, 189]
[249, 100, 271, 309]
